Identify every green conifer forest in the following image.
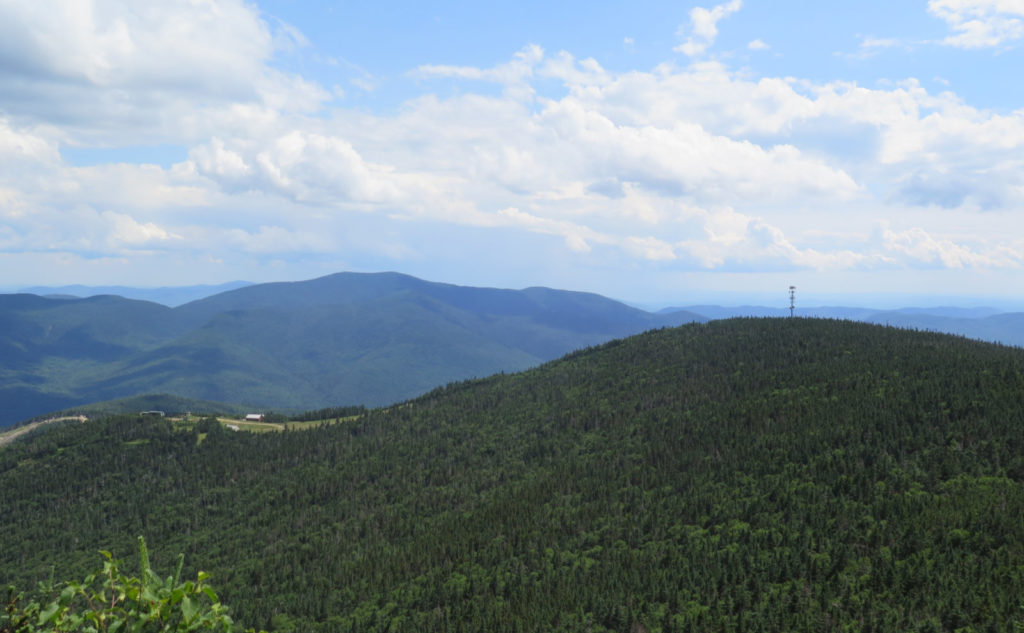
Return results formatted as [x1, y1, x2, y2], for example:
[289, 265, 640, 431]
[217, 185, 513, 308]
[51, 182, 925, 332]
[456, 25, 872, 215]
[2, 318, 1024, 631]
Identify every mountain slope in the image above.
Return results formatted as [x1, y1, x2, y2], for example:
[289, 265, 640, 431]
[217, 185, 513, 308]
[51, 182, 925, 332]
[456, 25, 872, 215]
[0, 294, 188, 424]
[2, 318, 1023, 631]
[175, 271, 700, 331]
[862, 310, 1024, 347]
[0, 273, 703, 426]
[18, 281, 253, 307]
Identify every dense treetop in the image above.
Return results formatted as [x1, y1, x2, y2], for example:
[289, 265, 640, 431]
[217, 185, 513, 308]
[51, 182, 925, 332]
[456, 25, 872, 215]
[2, 318, 1024, 632]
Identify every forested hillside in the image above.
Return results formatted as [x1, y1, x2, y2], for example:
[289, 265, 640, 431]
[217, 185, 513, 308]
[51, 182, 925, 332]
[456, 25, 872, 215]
[2, 318, 1024, 631]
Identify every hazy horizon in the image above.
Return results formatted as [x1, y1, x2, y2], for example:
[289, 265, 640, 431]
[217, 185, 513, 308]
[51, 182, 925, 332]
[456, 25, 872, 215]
[8, 271, 1024, 313]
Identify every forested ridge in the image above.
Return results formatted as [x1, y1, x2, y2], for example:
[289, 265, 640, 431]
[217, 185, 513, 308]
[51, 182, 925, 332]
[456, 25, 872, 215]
[2, 318, 1024, 632]
[0, 271, 703, 427]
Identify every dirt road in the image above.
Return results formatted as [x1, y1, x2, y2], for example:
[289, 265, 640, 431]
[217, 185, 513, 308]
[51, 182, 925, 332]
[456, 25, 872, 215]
[0, 416, 87, 447]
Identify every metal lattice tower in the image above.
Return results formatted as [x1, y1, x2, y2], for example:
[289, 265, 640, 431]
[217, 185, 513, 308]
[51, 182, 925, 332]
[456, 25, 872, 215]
[789, 286, 796, 317]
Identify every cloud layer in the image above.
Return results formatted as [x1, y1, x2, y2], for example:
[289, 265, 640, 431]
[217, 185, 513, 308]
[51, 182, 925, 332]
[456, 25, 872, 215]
[929, 0, 1024, 48]
[0, 1, 1023, 300]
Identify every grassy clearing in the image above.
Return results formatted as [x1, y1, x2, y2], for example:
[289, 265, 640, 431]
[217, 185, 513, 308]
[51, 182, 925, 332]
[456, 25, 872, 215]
[171, 415, 361, 434]
[284, 414, 362, 430]
[219, 418, 285, 432]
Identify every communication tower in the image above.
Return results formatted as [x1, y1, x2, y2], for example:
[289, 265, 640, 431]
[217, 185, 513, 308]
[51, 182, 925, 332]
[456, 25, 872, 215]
[789, 286, 796, 317]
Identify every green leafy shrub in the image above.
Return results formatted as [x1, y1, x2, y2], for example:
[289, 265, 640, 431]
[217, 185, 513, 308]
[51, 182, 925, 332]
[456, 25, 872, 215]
[2, 537, 261, 633]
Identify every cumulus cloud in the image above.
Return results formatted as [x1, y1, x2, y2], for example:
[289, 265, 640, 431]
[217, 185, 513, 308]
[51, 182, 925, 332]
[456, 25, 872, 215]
[675, 0, 743, 57]
[336, 55, 861, 214]
[533, 98, 858, 201]
[495, 207, 604, 253]
[879, 223, 1023, 268]
[104, 211, 180, 247]
[674, 207, 869, 271]
[3, 3, 1024, 291]
[189, 130, 447, 209]
[536, 56, 1024, 214]
[928, 0, 1024, 48]
[0, 118, 60, 165]
[2, 202, 182, 256]
[0, 0, 329, 144]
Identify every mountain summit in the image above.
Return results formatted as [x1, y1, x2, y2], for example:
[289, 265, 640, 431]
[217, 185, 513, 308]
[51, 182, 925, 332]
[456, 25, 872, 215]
[0, 272, 702, 426]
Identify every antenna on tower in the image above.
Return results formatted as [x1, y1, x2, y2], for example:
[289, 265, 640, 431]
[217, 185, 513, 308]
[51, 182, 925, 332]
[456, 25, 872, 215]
[789, 286, 796, 317]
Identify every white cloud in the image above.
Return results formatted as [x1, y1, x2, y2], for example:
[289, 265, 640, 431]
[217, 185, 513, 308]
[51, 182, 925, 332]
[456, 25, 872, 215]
[417, 44, 544, 83]
[190, 130, 450, 209]
[189, 138, 252, 189]
[0, 118, 60, 165]
[416, 45, 544, 100]
[68, 163, 210, 210]
[4, 6, 1024, 291]
[747, 39, 770, 51]
[670, 206, 868, 271]
[554, 109, 856, 202]
[840, 36, 901, 60]
[928, 0, 1024, 48]
[0, 186, 26, 219]
[675, 0, 743, 57]
[0, 0, 329, 144]
[495, 207, 605, 253]
[353, 54, 861, 214]
[879, 223, 1023, 268]
[104, 211, 180, 247]
[539, 56, 1024, 212]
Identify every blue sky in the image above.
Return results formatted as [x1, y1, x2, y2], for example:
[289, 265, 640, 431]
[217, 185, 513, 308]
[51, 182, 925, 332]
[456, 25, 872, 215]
[2, 1, 1024, 307]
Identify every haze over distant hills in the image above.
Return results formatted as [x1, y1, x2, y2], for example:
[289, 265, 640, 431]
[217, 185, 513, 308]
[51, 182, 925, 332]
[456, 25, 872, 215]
[659, 304, 1024, 348]
[17, 281, 253, 307]
[0, 272, 703, 427]
[6, 271, 1024, 428]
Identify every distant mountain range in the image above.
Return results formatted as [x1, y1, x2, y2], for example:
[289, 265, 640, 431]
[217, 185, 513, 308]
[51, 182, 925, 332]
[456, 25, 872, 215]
[659, 304, 1024, 347]
[17, 281, 252, 307]
[0, 272, 703, 427]
[6, 271, 1024, 428]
